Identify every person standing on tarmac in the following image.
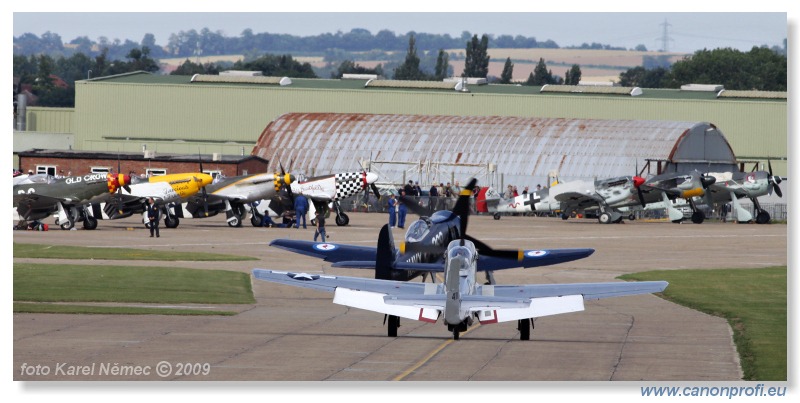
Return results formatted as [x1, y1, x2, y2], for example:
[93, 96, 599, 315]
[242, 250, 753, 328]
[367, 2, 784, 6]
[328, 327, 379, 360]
[398, 190, 408, 229]
[146, 197, 160, 238]
[294, 194, 308, 229]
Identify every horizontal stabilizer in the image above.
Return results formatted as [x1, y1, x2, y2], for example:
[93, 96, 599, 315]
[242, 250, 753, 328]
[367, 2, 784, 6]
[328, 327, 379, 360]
[333, 288, 439, 322]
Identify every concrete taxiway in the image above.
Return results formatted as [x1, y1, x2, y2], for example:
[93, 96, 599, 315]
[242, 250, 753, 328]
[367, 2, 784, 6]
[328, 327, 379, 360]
[12, 212, 787, 381]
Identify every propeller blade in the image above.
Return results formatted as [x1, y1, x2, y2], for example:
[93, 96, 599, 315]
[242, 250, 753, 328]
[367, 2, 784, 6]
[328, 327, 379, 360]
[453, 178, 478, 245]
[773, 183, 783, 198]
[398, 193, 429, 216]
[371, 183, 381, 199]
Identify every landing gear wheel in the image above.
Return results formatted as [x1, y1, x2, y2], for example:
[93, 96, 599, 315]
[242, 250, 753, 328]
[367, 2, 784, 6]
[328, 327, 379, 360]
[452, 329, 460, 340]
[493, 213, 501, 220]
[83, 216, 98, 230]
[613, 216, 624, 223]
[228, 215, 242, 227]
[164, 216, 179, 228]
[519, 318, 531, 340]
[598, 212, 612, 224]
[387, 315, 399, 337]
[628, 214, 636, 221]
[251, 213, 262, 227]
[755, 211, 771, 224]
[60, 219, 75, 230]
[335, 213, 349, 226]
[560, 213, 569, 220]
[691, 211, 705, 224]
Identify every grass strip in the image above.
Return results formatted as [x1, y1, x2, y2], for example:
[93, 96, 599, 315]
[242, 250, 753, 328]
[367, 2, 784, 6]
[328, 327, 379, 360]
[13, 243, 257, 261]
[14, 263, 255, 305]
[13, 302, 237, 316]
[619, 266, 786, 381]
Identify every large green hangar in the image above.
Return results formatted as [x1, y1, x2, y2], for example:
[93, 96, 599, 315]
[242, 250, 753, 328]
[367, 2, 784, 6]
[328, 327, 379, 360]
[18, 71, 787, 178]
[252, 112, 737, 188]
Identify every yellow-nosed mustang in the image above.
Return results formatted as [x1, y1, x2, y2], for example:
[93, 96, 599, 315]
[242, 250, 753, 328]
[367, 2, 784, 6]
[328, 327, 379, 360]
[83, 172, 214, 229]
[13, 172, 131, 230]
[169, 171, 294, 227]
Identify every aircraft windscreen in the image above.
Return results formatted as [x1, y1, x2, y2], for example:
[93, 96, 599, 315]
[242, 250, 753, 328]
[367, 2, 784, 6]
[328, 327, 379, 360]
[429, 210, 453, 223]
[404, 220, 430, 242]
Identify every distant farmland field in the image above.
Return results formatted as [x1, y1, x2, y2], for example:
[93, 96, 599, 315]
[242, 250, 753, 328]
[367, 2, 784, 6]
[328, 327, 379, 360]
[159, 48, 688, 83]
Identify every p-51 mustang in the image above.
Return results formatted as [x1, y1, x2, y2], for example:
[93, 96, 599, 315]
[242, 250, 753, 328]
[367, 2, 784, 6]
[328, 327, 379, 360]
[255, 171, 380, 226]
[13, 172, 131, 230]
[255, 179, 667, 340]
[169, 171, 294, 227]
[84, 172, 214, 229]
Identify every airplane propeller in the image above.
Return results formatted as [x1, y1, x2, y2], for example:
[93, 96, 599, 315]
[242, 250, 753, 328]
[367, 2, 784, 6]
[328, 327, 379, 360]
[768, 160, 783, 198]
[632, 161, 646, 207]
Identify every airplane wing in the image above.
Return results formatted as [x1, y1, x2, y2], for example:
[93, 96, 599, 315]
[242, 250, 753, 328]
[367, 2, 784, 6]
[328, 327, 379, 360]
[476, 248, 595, 271]
[269, 239, 376, 263]
[13, 193, 62, 220]
[252, 269, 439, 321]
[487, 281, 668, 300]
[553, 191, 604, 211]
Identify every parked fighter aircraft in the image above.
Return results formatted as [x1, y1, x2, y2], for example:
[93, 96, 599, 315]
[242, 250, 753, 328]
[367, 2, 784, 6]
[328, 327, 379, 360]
[254, 179, 667, 340]
[253, 171, 380, 226]
[13, 172, 131, 230]
[169, 171, 295, 227]
[482, 169, 726, 224]
[481, 175, 649, 224]
[269, 178, 596, 335]
[85, 171, 214, 229]
[699, 162, 784, 224]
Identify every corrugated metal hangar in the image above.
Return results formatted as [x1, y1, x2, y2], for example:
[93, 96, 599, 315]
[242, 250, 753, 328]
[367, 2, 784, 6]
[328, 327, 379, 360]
[17, 71, 787, 184]
[252, 113, 738, 188]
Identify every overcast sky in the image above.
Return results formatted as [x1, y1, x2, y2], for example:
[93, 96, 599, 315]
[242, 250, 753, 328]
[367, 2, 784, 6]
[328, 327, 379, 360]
[8, 2, 793, 54]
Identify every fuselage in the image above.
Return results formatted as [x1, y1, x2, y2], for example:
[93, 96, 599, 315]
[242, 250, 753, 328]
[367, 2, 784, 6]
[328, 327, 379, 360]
[126, 173, 213, 202]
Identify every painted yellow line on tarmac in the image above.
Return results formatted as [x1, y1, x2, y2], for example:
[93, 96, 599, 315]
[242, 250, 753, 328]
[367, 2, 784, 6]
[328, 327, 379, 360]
[392, 324, 480, 381]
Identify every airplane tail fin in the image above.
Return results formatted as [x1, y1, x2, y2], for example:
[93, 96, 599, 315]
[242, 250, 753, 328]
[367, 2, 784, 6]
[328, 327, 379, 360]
[375, 224, 397, 280]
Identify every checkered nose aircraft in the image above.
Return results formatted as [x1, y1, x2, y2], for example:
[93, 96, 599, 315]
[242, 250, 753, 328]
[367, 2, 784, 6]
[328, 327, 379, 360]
[254, 171, 380, 227]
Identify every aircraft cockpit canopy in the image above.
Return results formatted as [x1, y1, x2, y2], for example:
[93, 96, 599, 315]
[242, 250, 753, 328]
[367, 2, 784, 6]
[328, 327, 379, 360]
[429, 210, 453, 224]
[14, 174, 56, 185]
[405, 219, 431, 242]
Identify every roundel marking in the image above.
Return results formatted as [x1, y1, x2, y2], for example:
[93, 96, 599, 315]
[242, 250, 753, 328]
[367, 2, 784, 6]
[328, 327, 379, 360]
[313, 243, 339, 251]
[525, 250, 549, 258]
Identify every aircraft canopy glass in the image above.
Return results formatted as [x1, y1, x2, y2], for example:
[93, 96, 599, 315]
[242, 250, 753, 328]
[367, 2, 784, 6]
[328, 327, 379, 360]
[404, 219, 430, 242]
[430, 210, 453, 223]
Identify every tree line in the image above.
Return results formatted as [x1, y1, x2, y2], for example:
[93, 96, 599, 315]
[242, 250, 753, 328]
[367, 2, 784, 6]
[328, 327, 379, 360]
[14, 31, 787, 108]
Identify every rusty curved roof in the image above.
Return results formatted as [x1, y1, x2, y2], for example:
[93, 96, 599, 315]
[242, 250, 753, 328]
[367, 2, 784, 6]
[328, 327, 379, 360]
[252, 113, 736, 187]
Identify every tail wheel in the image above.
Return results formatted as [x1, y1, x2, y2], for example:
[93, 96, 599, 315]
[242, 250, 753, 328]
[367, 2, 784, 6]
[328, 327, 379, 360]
[493, 213, 501, 220]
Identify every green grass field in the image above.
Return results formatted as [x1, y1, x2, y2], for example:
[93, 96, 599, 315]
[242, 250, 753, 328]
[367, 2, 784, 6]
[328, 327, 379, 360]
[14, 263, 255, 315]
[619, 266, 786, 381]
[13, 243, 257, 261]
